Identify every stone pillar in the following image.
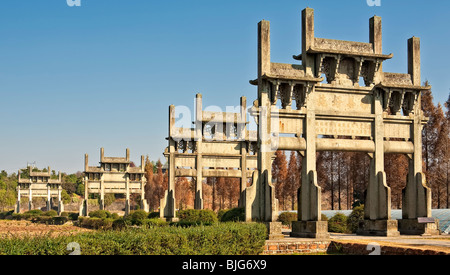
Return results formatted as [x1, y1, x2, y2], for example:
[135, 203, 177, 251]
[399, 41, 438, 235]
[99, 174, 105, 211]
[194, 94, 204, 210]
[125, 174, 130, 216]
[408, 37, 421, 86]
[358, 90, 399, 237]
[15, 185, 21, 214]
[302, 8, 315, 77]
[57, 185, 64, 215]
[28, 184, 33, 212]
[46, 185, 51, 211]
[291, 85, 329, 239]
[81, 175, 89, 216]
[140, 157, 149, 212]
[238, 97, 248, 208]
[161, 105, 177, 221]
[250, 19, 282, 239]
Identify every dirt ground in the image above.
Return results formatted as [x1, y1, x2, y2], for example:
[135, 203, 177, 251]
[0, 220, 92, 238]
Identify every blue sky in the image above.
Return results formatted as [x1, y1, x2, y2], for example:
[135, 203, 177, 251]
[0, 0, 449, 174]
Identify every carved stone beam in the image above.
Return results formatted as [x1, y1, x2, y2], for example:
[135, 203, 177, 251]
[355, 57, 364, 84]
[382, 88, 392, 112]
[317, 54, 325, 78]
[269, 79, 280, 105]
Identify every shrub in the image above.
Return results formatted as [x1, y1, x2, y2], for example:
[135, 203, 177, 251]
[130, 210, 148, 224]
[0, 222, 267, 255]
[141, 218, 168, 228]
[176, 209, 218, 225]
[68, 213, 79, 221]
[89, 210, 112, 219]
[112, 218, 129, 230]
[277, 212, 297, 227]
[328, 213, 349, 233]
[347, 205, 364, 233]
[52, 216, 69, 225]
[220, 208, 245, 222]
[43, 210, 58, 217]
[0, 211, 13, 220]
[79, 217, 114, 230]
[25, 209, 43, 216]
[32, 216, 53, 224]
[148, 212, 160, 219]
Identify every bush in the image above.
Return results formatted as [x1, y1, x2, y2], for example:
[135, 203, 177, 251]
[79, 217, 114, 230]
[25, 209, 43, 216]
[52, 216, 69, 225]
[32, 216, 53, 224]
[0, 222, 267, 255]
[140, 218, 167, 228]
[220, 208, 245, 222]
[176, 209, 218, 225]
[347, 205, 364, 233]
[112, 218, 129, 230]
[130, 210, 148, 224]
[68, 213, 79, 221]
[328, 213, 349, 233]
[0, 211, 13, 220]
[89, 210, 112, 219]
[43, 210, 58, 217]
[148, 212, 160, 219]
[277, 212, 297, 227]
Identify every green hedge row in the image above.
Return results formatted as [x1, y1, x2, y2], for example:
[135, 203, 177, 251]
[0, 222, 267, 255]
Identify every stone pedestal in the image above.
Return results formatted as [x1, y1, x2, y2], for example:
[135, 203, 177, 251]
[398, 219, 440, 236]
[265, 222, 284, 240]
[290, 221, 330, 239]
[357, 219, 400, 237]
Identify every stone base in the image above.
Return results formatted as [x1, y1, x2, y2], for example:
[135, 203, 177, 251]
[398, 219, 440, 236]
[265, 222, 284, 240]
[357, 219, 400, 237]
[290, 221, 330, 239]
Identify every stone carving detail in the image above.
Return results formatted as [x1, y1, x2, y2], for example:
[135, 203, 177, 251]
[335, 57, 355, 86]
[293, 84, 305, 109]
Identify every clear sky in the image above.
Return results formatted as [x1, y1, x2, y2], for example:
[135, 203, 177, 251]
[0, 0, 449, 174]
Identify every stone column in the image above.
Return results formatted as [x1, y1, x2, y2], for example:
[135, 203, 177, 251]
[250, 19, 282, 240]
[28, 184, 33, 212]
[81, 174, 89, 216]
[15, 185, 21, 214]
[399, 38, 438, 235]
[46, 184, 51, 211]
[57, 185, 64, 215]
[161, 105, 177, 221]
[291, 85, 329, 239]
[358, 89, 399, 237]
[99, 174, 105, 211]
[125, 174, 130, 216]
[194, 94, 204, 210]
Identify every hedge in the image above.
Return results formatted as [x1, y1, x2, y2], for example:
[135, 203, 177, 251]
[0, 222, 267, 255]
[176, 209, 218, 225]
[220, 208, 245, 222]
